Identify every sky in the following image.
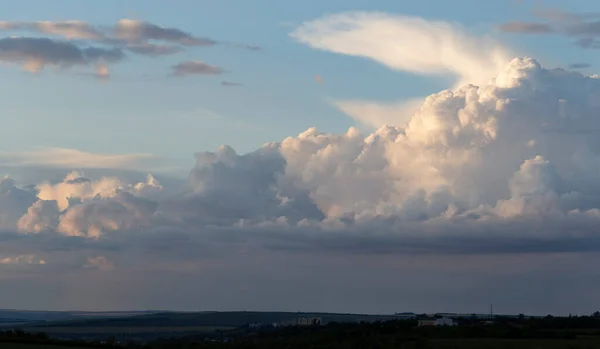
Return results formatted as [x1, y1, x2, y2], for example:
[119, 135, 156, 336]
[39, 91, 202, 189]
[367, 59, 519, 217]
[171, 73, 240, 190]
[3, 0, 600, 315]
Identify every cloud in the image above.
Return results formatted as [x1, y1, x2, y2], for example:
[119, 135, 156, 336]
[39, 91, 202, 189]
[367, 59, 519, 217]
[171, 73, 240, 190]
[291, 11, 510, 88]
[0, 177, 38, 230]
[4, 56, 600, 257]
[574, 37, 599, 49]
[221, 81, 244, 87]
[35, 170, 124, 211]
[0, 19, 257, 77]
[16, 171, 159, 237]
[291, 11, 511, 129]
[499, 7, 600, 50]
[0, 19, 216, 47]
[0, 20, 106, 40]
[82, 46, 124, 63]
[0, 37, 125, 73]
[126, 43, 183, 56]
[84, 256, 114, 271]
[0, 37, 85, 72]
[0, 147, 159, 171]
[114, 19, 215, 46]
[171, 60, 224, 76]
[93, 63, 110, 79]
[531, 8, 600, 22]
[227, 43, 262, 51]
[498, 21, 554, 34]
[0, 254, 45, 265]
[569, 63, 591, 69]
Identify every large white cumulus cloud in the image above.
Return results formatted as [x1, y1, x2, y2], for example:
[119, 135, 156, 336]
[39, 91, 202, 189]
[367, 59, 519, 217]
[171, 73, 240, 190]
[4, 57, 600, 255]
[290, 11, 513, 129]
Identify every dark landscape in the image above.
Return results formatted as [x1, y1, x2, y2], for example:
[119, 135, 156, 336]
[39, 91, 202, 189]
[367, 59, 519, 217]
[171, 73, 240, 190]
[3, 310, 600, 348]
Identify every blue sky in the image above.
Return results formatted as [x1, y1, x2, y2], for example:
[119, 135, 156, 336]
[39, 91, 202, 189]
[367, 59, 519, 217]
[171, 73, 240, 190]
[1, 0, 600, 169]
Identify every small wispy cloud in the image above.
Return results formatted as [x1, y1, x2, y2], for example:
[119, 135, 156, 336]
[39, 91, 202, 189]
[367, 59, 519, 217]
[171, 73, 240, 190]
[84, 256, 114, 271]
[0, 20, 106, 40]
[171, 60, 224, 77]
[126, 43, 183, 56]
[569, 63, 591, 69]
[498, 7, 600, 51]
[0, 147, 159, 171]
[114, 19, 216, 46]
[226, 42, 262, 51]
[221, 81, 243, 87]
[0, 255, 46, 265]
[498, 21, 554, 34]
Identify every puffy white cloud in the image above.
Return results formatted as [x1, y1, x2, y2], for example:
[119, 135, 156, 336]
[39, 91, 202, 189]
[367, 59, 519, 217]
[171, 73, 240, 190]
[17, 199, 60, 233]
[36, 171, 124, 210]
[14, 172, 160, 238]
[0, 176, 37, 230]
[56, 192, 157, 238]
[130, 174, 164, 198]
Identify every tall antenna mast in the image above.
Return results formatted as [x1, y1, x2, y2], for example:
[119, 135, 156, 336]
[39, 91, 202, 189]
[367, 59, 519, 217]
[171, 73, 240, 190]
[490, 304, 493, 320]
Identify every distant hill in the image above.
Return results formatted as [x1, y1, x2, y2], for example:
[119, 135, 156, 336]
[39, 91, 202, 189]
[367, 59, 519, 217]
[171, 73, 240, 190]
[29, 311, 411, 328]
[0, 309, 158, 327]
[10, 311, 411, 339]
[0, 311, 414, 342]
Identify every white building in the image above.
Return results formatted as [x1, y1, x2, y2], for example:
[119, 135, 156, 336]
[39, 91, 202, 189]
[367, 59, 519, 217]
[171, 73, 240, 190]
[435, 317, 456, 326]
[418, 317, 456, 327]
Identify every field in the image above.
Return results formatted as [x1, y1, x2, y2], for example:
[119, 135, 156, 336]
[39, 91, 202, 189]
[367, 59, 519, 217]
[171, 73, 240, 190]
[416, 338, 600, 349]
[7, 316, 600, 349]
[1, 345, 91, 349]
[22, 325, 235, 334]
